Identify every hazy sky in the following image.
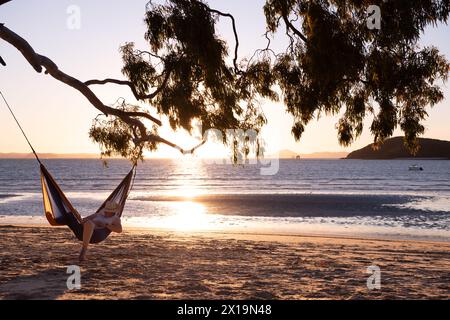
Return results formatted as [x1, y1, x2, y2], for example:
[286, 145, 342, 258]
[0, 0, 449, 157]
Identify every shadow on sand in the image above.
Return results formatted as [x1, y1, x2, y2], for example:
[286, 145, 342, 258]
[0, 267, 71, 300]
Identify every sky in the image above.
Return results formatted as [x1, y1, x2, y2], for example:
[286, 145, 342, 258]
[0, 0, 449, 158]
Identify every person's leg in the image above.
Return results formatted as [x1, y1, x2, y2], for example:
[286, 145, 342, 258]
[79, 220, 95, 261]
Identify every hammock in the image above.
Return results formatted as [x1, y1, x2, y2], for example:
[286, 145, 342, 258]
[41, 164, 136, 244]
[1, 90, 136, 244]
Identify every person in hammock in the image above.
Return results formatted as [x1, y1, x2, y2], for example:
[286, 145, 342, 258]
[79, 201, 123, 262]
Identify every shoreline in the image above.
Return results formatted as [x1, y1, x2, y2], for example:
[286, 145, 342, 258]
[1, 222, 449, 245]
[1, 215, 449, 243]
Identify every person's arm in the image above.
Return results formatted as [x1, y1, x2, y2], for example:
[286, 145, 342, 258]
[82, 213, 99, 224]
[106, 216, 123, 233]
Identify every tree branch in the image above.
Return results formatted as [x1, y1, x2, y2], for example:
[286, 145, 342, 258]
[281, 14, 308, 43]
[204, 6, 241, 73]
[134, 134, 206, 155]
[0, 23, 191, 153]
[85, 78, 141, 98]
[85, 68, 171, 104]
[84, 78, 166, 126]
[0, 23, 42, 72]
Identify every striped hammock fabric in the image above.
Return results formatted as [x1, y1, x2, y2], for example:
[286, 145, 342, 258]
[40, 164, 135, 244]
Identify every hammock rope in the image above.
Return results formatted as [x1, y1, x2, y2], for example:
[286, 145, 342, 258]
[0, 90, 42, 165]
[1, 89, 137, 244]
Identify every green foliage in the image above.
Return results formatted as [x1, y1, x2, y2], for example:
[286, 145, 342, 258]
[95, 0, 449, 160]
[264, 0, 449, 153]
[89, 101, 157, 163]
[118, 0, 272, 161]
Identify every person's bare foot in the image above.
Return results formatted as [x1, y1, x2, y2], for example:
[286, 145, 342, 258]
[79, 247, 87, 262]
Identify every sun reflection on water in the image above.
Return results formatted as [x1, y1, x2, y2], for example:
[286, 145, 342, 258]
[172, 155, 206, 200]
[161, 201, 214, 231]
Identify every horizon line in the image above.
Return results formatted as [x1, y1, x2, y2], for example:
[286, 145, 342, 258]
[0, 151, 349, 160]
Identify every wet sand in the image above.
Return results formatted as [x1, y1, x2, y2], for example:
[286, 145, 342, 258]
[0, 225, 449, 300]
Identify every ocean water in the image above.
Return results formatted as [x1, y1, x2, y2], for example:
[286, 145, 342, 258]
[0, 158, 449, 241]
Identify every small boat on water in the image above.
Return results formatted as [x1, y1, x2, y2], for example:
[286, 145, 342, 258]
[409, 165, 424, 171]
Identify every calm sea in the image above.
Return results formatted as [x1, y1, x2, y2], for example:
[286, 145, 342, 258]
[0, 158, 449, 241]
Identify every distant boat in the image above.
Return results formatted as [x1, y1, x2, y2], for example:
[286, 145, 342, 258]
[295, 155, 301, 160]
[409, 165, 423, 171]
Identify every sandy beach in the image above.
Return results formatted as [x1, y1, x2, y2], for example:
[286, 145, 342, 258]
[0, 224, 448, 300]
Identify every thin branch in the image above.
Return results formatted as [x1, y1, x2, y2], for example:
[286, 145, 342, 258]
[204, 6, 241, 74]
[128, 111, 162, 126]
[285, 28, 295, 54]
[85, 69, 171, 104]
[135, 49, 165, 62]
[264, 31, 272, 50]
[246, 30, 280, 69]
[281, 14, 308, 43]
[184, 139, 207, 154]
[85, 78, 140, 98]
[134, 134, 206, 155]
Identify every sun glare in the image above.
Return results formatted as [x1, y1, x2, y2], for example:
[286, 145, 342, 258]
[162, 201, 214, 232]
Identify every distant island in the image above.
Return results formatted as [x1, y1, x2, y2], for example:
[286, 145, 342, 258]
[346, 137, 450, 160]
